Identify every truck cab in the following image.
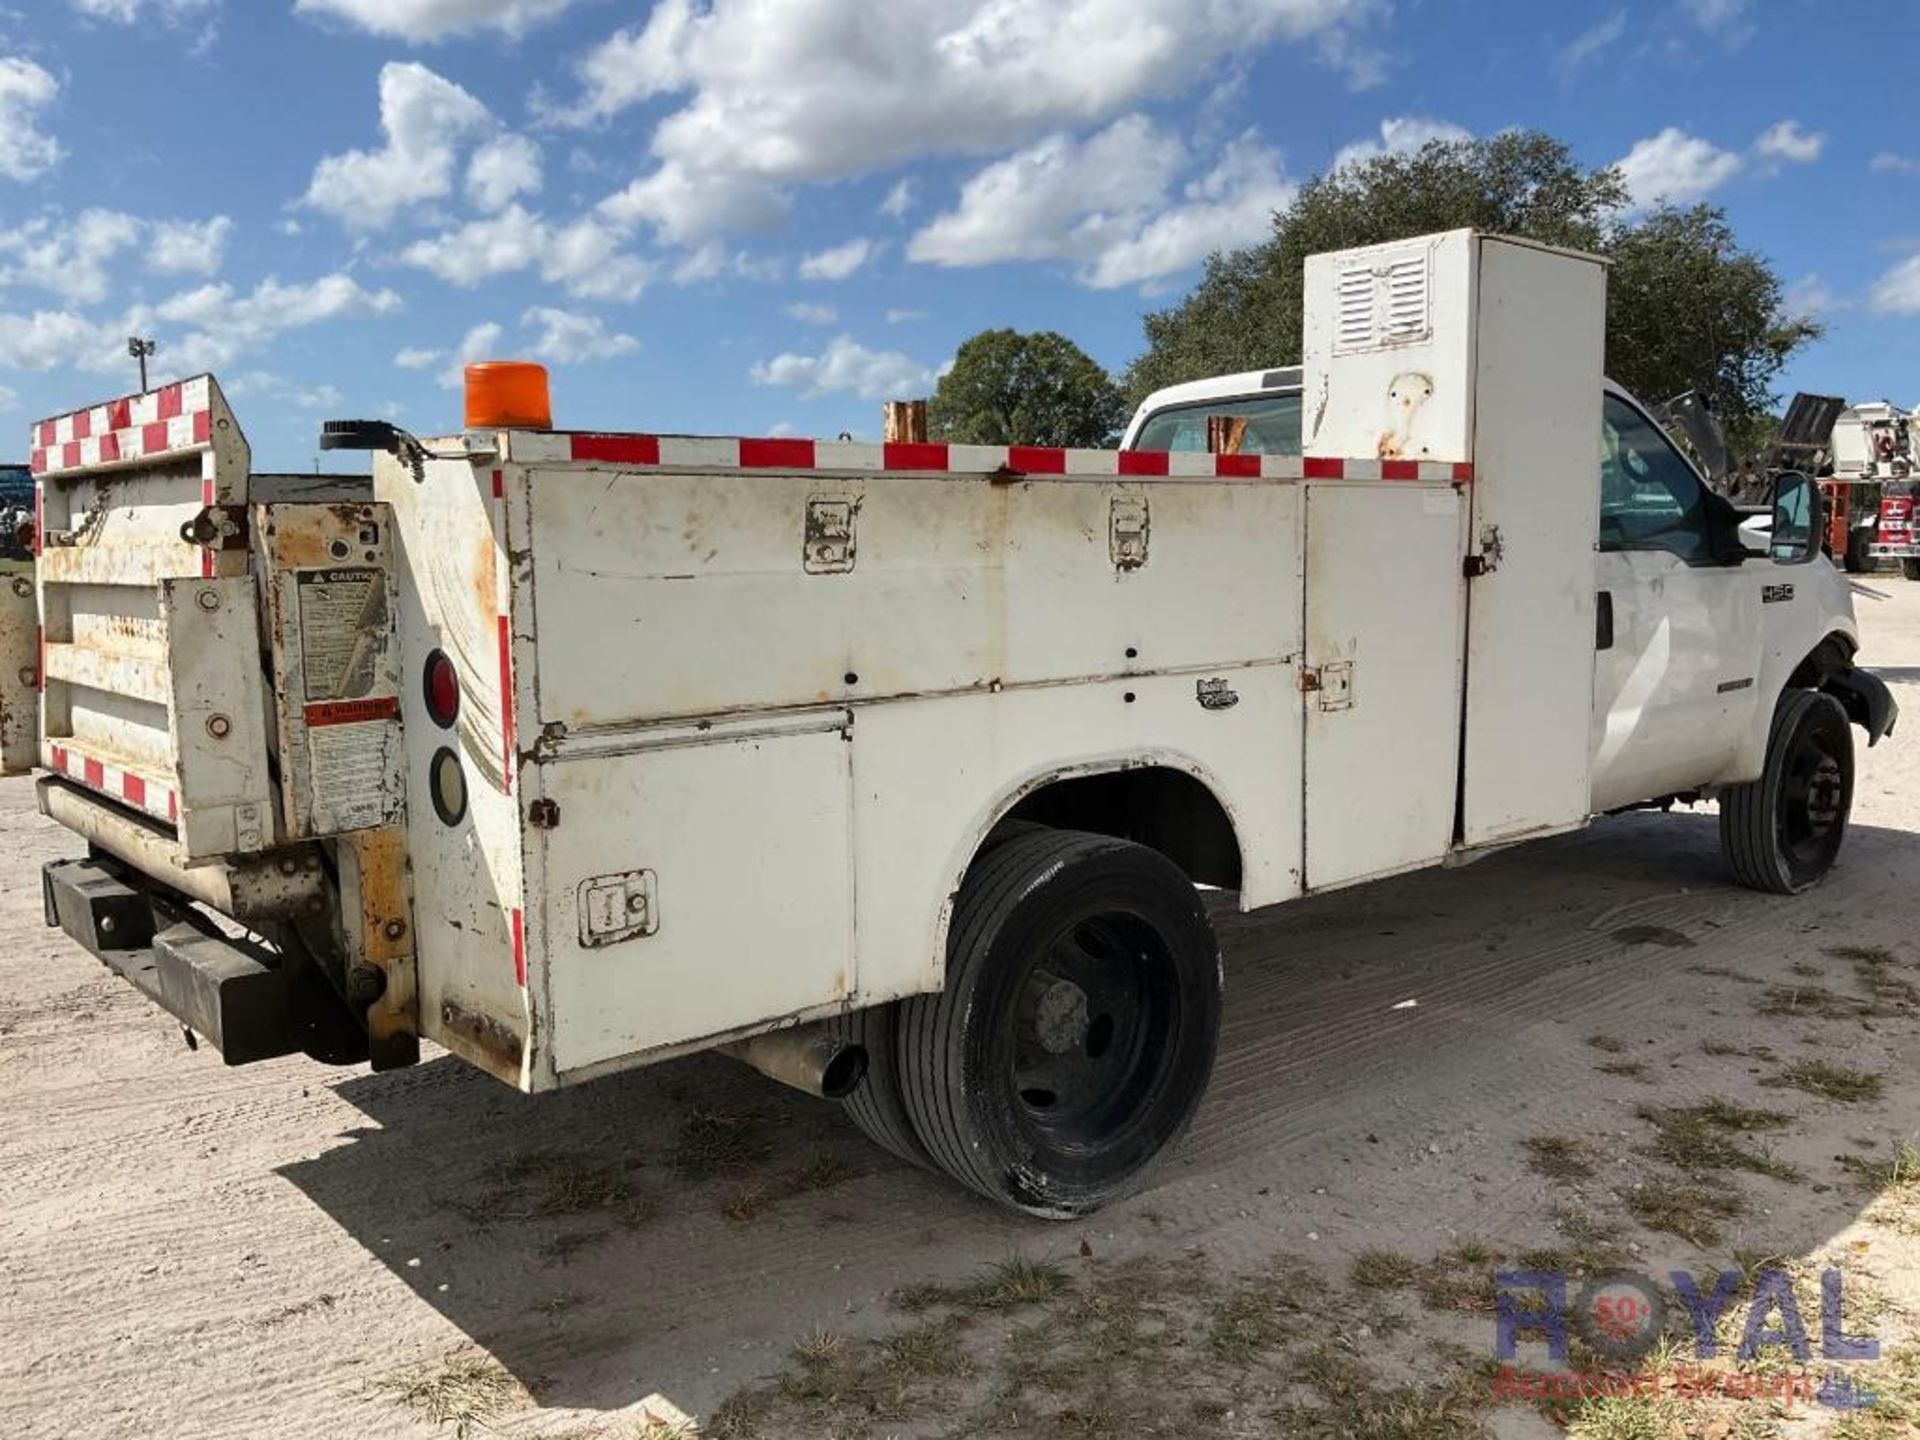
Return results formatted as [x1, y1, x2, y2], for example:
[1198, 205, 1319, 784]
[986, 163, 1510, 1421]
[1124, 364, 1894, 871]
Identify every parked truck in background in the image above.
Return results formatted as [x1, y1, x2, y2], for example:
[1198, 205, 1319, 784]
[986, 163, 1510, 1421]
[3, 231, 1897, 1219]
[1832, 400, 1920, 580]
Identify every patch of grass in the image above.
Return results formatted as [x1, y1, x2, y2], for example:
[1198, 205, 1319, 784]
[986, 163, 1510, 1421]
[1413, 1242, 1503, 1315]
[787, 1151, 854, 1193]
[1688, 963, 1763, 985]
[1787, 960, 1826, 979]
[1827, 943, 1897, 965]
[1700, 1039, 1776, 1060]
[1842, 1141, 1920, 1195]
[1758, 982, 1865, 1020]
[1596, 1060, 1651, 1081]
[1587, 1034, 1628, 1053]
[1625, 1179, 1745, 1247]
[895, 1254, 1072, 1313]
[1636, 1100, 1798, 1182]
[1526, 1135, 1596, 1182]
[373, 1352, 521, 1434]
[1762, 1059, 1884, 1103]
[460, 1152, 651, 1228]
[722, 1180, 772, 1222]
[1351, 1248, 1421, 1289]
[673, 1107, 767, 1179]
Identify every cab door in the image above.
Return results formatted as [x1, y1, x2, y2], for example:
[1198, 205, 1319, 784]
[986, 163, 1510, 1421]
[1590, 392, 1762, 811]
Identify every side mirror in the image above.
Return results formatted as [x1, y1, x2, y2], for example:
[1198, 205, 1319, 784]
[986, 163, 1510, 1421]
[1768, 470, 1819, 564]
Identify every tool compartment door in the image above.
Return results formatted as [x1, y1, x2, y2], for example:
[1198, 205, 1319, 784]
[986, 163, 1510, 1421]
[1, 570, 34, 773]
[1302, 482, 1466, 890]
[536, 720, 855, 1077]
[1459, 237, 1605, 844]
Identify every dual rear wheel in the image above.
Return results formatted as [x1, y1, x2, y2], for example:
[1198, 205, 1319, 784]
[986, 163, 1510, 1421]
[843, 828, 1222, 1218]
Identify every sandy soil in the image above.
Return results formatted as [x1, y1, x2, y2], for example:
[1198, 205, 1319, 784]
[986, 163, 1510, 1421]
[4, 581, 1920, 1438]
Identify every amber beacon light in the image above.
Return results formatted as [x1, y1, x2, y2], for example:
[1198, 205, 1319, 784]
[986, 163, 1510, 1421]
[465, 361, 553, 431]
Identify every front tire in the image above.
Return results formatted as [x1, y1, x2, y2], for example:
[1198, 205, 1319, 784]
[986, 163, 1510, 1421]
[898, 828, 1222, 1218]
[1719, 690, 1854, 894]
[1903, 558, 1920, 582]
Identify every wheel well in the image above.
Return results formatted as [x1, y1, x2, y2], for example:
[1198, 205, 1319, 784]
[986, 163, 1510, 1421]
[1787, 632, 1857, 690]
[996, 766, 1243, 890]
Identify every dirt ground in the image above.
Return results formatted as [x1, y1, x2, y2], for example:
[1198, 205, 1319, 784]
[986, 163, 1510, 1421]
[5, 581, 1920, 1439]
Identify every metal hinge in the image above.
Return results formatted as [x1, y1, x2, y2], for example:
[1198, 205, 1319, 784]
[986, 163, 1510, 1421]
[804, 497, 856, 574]
[180, 505, 249, 552]
[528, 798, 560, 829]
[1300, 661, 1354, 711]
[1110, 494, 1149, 570]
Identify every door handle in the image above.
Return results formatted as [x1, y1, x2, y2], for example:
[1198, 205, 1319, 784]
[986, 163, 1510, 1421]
[1596, 591, 1614, 651]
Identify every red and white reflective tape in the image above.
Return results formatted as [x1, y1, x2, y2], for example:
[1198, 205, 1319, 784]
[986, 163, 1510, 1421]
[534, 432, 1470, 484]
[29, 377, 216, 478]
[44, 742, 178, 826]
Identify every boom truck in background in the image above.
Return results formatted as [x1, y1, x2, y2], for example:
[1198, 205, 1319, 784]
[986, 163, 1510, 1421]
[0, 231, 1896, 1219]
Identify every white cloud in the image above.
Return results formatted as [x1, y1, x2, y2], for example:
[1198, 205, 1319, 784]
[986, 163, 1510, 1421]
[1680, 0, 1751, 34]
[402, 205, 655, 302]
[1871, 257, 1920, 318]
[1754, 119, 1824, 164]
[1331, 115, 1470, 172]
[1616, 127, 1744, 207]
[0, 209, 141, 304]
[886, 307, 926, 323]
[294, 0, 580, 42]
[880, 178, 916, 219]
[1555, 10, 1625, 74]
[437, 321, 503, 388]
[225, 371, 346, 411]
[466, 133, 542, 212]
[0, 308, 121, 373]
[0, 56, 62, 182]
[565, 0, 1378, 243]
[910, 116, 1290, 290]
[1782, 274, 1839, 323]
[1872, 153, 1920, 176]
[670, 242, 784, 285]
[750, 334, 934, 400]
[65, 0, 212, 21]
[394, 345, 442, 369]
[522, 306, 638, 364]
[153, 274, 403, 371]
[785, 302, 838, 325]
[1081, 131, 1294, 290]
[798, 238, 875, 281]
[148, 216, 234, 275]
[0, 383, 17, 412]
[0, 210, 234, 302]
[303, 63, 491, 230]
[0, 271, 399, 377]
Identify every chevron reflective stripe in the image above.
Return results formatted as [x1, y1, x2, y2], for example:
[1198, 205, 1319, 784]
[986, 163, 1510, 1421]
[557, 432, 1472, 484]
[29, 378, 217, 478]
[44, 742, 178, 826]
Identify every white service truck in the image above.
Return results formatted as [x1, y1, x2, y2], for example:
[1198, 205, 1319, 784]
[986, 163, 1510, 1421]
[1, 230, 1896, 1218]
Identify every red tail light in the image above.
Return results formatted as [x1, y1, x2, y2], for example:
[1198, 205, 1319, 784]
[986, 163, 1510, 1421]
[424, 649, 459, 729]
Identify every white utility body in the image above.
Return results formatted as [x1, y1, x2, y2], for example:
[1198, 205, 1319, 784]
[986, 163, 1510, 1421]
[12, 230, 1895, 1216]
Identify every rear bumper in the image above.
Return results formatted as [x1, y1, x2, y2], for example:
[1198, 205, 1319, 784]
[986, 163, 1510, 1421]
[42, 855, 300, 1065]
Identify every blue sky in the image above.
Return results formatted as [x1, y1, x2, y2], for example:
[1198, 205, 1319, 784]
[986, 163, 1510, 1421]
[0, 0, 1915, 469]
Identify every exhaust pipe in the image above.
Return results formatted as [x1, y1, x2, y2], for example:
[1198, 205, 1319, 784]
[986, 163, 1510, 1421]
[720, 1023, 868, 1100]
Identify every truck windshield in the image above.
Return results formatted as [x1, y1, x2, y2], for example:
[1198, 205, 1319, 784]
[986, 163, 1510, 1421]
[1130, 393, 1303, 455]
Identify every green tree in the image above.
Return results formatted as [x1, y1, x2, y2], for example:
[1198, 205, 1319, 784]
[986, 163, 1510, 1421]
[1123, 131, 1817, 451]
[929, 329, 1128, 447]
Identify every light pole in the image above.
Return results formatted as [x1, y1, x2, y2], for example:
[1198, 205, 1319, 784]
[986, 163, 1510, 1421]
[128, 336, 157, 394]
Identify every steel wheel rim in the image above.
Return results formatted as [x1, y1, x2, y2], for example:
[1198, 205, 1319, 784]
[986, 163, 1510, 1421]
[1007, 910, 1180, 1147]
[1780, 733, 1844, 864]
